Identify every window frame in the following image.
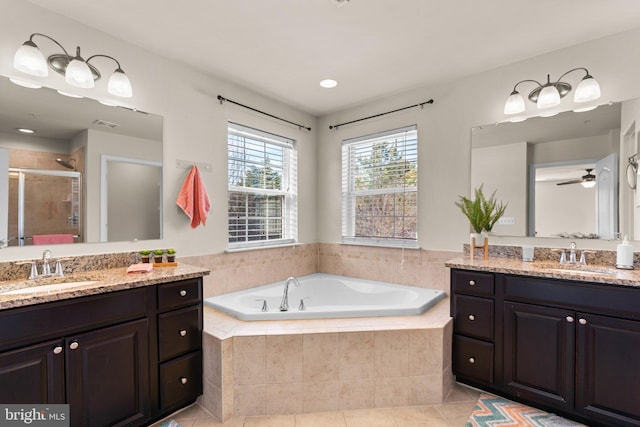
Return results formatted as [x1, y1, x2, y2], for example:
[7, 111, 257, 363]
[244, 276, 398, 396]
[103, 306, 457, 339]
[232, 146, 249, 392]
[341, 125, 418, 248]
[227, 122, 297, 250]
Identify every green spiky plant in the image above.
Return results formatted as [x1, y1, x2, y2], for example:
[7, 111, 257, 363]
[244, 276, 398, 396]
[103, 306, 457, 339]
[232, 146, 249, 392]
[455, 185, 508, 233]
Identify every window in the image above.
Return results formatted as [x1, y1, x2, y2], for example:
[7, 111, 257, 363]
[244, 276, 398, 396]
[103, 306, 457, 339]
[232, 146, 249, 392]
[227, 123, 297, 248]
[342, 125, 418, 246]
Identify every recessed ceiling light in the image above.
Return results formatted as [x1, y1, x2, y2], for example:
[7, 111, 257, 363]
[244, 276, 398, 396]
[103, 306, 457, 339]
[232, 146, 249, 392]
[320, 79, 338, 89]
[17, 128, 35, 134]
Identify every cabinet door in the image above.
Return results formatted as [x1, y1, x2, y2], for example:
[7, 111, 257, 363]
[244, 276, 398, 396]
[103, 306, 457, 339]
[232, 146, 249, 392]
[0, 339, 64, 404]
[576, 313, 640, 426]
[503, 302, 574, 411]
[66, 319, 149, 427]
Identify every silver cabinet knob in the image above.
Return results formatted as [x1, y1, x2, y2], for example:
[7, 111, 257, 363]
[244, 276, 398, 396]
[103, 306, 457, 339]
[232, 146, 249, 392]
[53, 346, 63, 355]
[179, 290, 187, 297]
[566, 316, 574, 323]
[179, 329, 187, 337]
[69, 342, 79, 350]
[180, 377, 188, 385]
[468, 357, 475, 364]
[468, 314, 475, 321]
[469, 280, 476, 286]
[579, 318, 587, 325]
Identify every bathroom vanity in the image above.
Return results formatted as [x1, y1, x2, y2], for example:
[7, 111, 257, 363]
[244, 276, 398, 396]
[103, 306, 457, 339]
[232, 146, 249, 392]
[448, 259, 640, 427]
[0, 264, 208, 427]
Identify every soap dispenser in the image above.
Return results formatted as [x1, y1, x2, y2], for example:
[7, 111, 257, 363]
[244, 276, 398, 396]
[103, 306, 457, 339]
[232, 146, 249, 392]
[616, 235, 634, 270]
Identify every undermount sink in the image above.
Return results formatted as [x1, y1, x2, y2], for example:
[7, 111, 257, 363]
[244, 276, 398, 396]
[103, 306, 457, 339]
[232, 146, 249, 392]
[0, 281, 98, 295]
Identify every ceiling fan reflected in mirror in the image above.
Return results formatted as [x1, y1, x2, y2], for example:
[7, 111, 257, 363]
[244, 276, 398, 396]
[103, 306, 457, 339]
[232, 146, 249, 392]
[556, 168, 596, 188]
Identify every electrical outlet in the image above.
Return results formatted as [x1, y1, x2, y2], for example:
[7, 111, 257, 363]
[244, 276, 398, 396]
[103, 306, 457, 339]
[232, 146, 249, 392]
[499, 216, 515, 225]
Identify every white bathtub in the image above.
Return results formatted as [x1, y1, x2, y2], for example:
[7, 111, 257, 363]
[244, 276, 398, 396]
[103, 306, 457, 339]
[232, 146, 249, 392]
[204, 273, 446, 320]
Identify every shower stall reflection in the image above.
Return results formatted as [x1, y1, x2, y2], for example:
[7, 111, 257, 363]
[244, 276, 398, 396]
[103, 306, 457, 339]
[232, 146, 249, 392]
[8, 168, 81, 246]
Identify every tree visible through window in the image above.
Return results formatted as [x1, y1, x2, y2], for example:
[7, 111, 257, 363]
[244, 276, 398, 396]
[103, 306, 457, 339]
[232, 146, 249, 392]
[342, 125, 418, 245]
[227, 123, 297, 247]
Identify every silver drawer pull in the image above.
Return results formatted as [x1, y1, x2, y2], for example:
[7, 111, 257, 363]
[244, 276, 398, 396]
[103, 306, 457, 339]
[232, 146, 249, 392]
[468, 280, 476, 286]
[566, 316, 574, 323]
[53, 346, 63, 355]
[179, 329, 187, 337]
[468, 357, 475, 364]
[69, 342, 79, 350]
[179, 290, 187, 297]
[579, 318, 587, 325]
[468, 314, 475, 321]
[180, 377, 188, 385]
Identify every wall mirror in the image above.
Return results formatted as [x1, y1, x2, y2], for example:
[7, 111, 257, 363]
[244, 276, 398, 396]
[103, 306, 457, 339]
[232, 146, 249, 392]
[471, 98, 640, 242]
[0, 75, 163, 247]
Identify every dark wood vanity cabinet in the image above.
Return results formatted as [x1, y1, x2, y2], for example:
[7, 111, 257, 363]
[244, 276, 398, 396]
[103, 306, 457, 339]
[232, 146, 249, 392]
[451, 269, 640, 427]
[0, 277, 203, 427]
[156, 279, 203, 414]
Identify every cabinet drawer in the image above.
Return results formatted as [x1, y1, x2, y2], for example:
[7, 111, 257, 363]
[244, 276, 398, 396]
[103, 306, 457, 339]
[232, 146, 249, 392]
[452, 270, 494, 296]
[160, 351, 202, 412]
[454, 295, 494, 341]
[157, 279, 201, 311]
[453, 335, 494, 384]
[158, 306, 201, 361]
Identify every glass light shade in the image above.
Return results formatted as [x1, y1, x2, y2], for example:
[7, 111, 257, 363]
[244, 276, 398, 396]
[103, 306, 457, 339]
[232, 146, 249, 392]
[13, 42, 48, 77]
[574, 76, 601, 103]
[537, 84, 561, 109]
[9, 78, 42, 89]
[65, 58, 94, 88]
[581, 180, 596, 189]
[504, 91, 525, 115]
[107, 69, 133, 97]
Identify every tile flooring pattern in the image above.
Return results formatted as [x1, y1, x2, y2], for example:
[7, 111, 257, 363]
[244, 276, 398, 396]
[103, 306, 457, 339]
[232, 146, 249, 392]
[154, 383, 480, 427]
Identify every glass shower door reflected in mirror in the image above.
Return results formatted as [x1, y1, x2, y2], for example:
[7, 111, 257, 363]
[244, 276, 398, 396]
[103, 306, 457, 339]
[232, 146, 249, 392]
[8, 168, 82, 246]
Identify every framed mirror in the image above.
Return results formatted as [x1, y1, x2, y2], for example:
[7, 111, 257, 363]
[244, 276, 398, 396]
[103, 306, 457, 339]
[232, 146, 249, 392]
[0, 75, 163, 247]
[471, 100, 640, 241]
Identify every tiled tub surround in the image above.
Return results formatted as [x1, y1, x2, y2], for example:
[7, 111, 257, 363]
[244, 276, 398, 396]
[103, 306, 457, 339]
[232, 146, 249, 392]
[180, 243, 461, 299]
[199, 300, 453, 421]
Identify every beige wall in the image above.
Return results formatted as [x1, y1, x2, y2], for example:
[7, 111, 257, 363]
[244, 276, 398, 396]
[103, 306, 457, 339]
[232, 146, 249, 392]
[3, 1, 640, 261]
[317, 27, 640, 251]
[0, 0, 317, 261]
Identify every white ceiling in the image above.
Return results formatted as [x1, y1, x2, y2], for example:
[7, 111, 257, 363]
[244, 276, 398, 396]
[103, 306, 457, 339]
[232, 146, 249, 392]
[26, 0, 640, 116]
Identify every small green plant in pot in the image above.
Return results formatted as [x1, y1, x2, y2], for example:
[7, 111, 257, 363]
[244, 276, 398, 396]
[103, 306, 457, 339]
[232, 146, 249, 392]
[139, 249, 151, 263]
[153, 249, 165, 263]
[455, 185, 508, 244]
[166, 248, 176, 263]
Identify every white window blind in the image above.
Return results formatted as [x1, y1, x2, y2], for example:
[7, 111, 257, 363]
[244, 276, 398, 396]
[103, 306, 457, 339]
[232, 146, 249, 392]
[342, 125, 418, 246]
[228, 123, 297, 248]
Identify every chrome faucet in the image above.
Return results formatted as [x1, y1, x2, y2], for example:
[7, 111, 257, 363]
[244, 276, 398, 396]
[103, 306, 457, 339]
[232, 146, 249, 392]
[569, 242, 577, 264]
[41, 249, 52, 276]
[559, 241, 586, 266]
[279, 276, 301, 311]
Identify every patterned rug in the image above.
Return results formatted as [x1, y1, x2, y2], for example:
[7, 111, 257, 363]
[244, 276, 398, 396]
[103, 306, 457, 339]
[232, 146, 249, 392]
[466, 393, 587, 427]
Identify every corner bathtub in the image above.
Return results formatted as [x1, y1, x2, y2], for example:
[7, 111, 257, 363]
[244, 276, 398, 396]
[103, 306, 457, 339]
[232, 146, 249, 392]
[204, 273, 446, 320]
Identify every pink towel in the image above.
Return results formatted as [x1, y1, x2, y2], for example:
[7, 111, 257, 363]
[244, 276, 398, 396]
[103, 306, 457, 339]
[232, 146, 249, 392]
[32, 234, 75, 245]
[176, 165, 211, 228]
[127, 263, 154, 274]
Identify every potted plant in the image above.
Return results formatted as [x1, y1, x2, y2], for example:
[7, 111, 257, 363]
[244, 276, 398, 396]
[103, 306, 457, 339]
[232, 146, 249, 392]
[153, 249, 165, 263]
[166, 248, 176, 263]
[455, 185, 508, 245]
[139, 249, 151, 263]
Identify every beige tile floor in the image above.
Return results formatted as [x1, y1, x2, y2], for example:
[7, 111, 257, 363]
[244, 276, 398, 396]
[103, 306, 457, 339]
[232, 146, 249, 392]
[153, 383, 480, 427]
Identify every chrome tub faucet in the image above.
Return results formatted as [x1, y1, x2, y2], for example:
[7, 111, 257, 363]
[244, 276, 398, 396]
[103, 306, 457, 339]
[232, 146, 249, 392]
[279, 276, 301, 311]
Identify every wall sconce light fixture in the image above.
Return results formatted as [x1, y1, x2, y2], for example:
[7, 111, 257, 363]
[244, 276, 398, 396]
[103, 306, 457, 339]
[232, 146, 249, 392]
[13, 33, 133, 98]
[504, 67, 600, 115]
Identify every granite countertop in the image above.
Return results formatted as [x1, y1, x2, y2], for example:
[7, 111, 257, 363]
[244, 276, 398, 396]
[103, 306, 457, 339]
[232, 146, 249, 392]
[446, 257, 640, 288]
[0, 263, 210, 310]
